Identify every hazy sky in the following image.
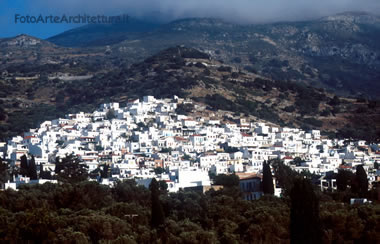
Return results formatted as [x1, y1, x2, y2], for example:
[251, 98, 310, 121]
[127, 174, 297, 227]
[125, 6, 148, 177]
[1, 0, 380, 38]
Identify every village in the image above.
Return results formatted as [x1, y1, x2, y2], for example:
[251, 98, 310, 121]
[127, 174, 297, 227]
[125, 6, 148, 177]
[1, 95, 379, 199]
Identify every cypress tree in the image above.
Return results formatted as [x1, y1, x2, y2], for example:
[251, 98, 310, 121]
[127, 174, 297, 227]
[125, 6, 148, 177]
[355, 165, 368, 197]
[20, 155, 28, 177]
[39, 163, 44, 179]
[290, 177, 322, 244]
[0, 158, 10, 185]
[149, 178, 165, 229]
[262, 161, 274, 195]
[28, 156, 37, 180]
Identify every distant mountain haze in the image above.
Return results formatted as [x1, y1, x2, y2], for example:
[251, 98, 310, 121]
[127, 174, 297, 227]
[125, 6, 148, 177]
[32, 0, 380, 24]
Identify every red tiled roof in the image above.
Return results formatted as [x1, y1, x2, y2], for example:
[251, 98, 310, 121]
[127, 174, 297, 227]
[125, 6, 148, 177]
[241, 133, 251, 137]
[339, 165, 352, 169]
[174, 136, 187, 141]
[24, 136, 35, 140]
[236, 173, 262, 180]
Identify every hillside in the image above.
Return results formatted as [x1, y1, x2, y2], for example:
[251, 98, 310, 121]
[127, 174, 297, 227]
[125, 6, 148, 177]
[47, 18, 160, 47]
[1, 46, 379, 141]
[44, 12, 380, 98]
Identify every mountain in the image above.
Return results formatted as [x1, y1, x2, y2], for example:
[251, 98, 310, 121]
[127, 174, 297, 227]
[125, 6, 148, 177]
[3, 12, 380, 98]
[45, 12, 380, 98]
[112, 12, 380, 98]
[1, 46, 379, 141]
[0, 33, 117, 77]
[47, 18, 161, 47]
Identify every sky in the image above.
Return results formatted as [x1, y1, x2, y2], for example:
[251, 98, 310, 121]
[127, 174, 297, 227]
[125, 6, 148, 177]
[1, 0, 380, 39]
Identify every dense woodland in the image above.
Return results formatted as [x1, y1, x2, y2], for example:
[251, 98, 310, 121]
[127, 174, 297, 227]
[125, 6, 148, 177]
[0, 156, 379, 243]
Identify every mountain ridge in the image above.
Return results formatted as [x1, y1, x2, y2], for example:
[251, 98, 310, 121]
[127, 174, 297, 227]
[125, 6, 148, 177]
[41, 11, 380, 98]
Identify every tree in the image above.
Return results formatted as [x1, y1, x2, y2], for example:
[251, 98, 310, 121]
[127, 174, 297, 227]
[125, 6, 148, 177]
[290, 177, 322, 244]
[153, 167, 165, 175]
[271, 159, 297, 196]
[262, 161, 274, 195]
[149, 178, 165, 229]
[214, 174, 239, 187]
[291, 157, 304, 166]
[355, 165, 368, 197]
[328, 95, 340, 106]
[336, 169, 354, 191]
[20, 154, 29, 177]
[55, 154, 89, 184]
[106, 109, 116, 120]
[28, 156, 37, 180]
[374, 162, 379, 170]
[158, 180, 168, 194]
[0, 158, 10, 186]
[39, 163, 52, 179]
[101, 164, 110, 178]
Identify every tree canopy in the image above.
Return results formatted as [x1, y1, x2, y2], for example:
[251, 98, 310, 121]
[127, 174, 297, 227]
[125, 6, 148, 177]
[214, 174, 239, 187]
[0, 175, 377, 243]
[55, 154, 89, 184]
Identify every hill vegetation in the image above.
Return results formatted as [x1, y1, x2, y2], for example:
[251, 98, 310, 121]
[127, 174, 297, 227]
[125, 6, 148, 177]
[46, 12, 380, 98]
[0, 46, 379, 141]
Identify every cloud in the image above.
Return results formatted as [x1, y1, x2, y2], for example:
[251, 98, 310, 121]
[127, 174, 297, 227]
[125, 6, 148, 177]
[31, 0, 380, 23]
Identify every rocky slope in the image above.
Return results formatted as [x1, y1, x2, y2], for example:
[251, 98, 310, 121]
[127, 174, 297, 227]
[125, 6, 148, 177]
[46, 11, 380, 98]
[1, 46, 379, 141]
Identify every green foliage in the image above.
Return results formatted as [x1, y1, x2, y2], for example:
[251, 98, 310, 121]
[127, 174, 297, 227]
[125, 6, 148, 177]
[271, 159, 298, 196]
[149, 178, 165, 229]
[336, 169, 354, 191]
[290, 178, 322, 244]
[0, 176, 378, 243]
[214, 174, 239, 187]
[28, 156, 37, 180]
[354, 165, 368, 197]
[20, 155, 28, 177]
[0, 159, 10, 186]
[262, 161, 274, 195]
[39, 163, 52, 180]
[223, 146, 239, 153]
[205, 94, 238, 112]
[159, 148, 172, 153]
[283, 105, 296, 113]
[217, 66, 232, 72]
[175, 103, 194, 115]
[291, 157, 305, 166]
[55, 154, 89, 184]
[106, 109, 117, 120]
[302, 118, 323, 128]
[154, 167, 165, 175]
[328, 95, 340, 106]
